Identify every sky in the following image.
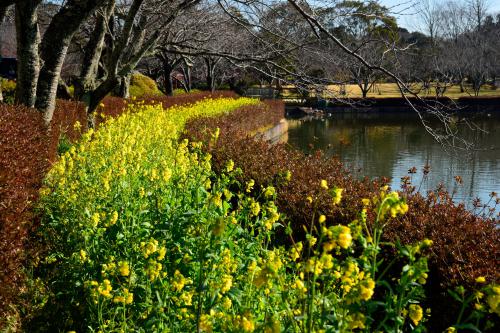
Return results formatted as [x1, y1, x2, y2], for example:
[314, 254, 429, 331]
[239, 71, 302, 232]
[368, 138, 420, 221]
[379, 0, 500, 31]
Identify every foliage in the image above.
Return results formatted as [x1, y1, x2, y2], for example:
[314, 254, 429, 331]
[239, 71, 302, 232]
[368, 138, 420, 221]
[32, 97, 258, 331]
[0, 92, 239, 326]
[129, 73, 163, 97]
[35, 99, 404, 331]
[30, 97, 498, 332]
[1, 79, 17, 105]
[184, 99, 499, 331]
[56, 134, 73, 157]
[173, 88, 201, 95]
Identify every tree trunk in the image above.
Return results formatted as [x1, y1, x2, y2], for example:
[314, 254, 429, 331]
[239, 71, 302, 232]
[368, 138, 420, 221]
[205, 58, 216, 92]
[15, 0, 41, 107]
[116, 74, 130, 98]
[75, 0, 115, 100]
[85, 76, 120, 128]
[163, 61, 174, 96]
[181, 64, 191, 92]
[35, 0, 105, 125]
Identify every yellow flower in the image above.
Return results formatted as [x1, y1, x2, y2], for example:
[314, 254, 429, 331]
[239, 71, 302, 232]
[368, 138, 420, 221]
[250, 201, 260, 216]
[293, 278, 307, 293]
[263, 186, 276, 199]
[348, 313, 366, 330]
[289, 242, 303, 261]
[486, 287, 500, 315]
[332, 188, 343, 205]
[246, 179, 255, 193]
[241, 316, 255, 332]
[337, 226, 352, 249]
[475, 276, 486, 284]
[222, 296, 232, 310]
[157, 246, 167, 261]
[199, 314, 213, 332]
[142, 238, 158, 258]
[226, 160, 234, 172]
[320, 179, 328, 189]
[118, 261, 130, 277]
[359, 278, 375, 301]
[421, 239, 433, 248]
[220, 274, 233, 293]
[98, 279, 112, 298]
[172, 270, 190, 292]
[408, 304, 423, 326]
[213, 127, 220, 141]
[79, 249, 87, 262]
[318, 215, 326, 223]
[109, 211, 118, 225]
[113, 288, 133, 304]
[73, 121, 81, 131]
[91, 212, 100, 227]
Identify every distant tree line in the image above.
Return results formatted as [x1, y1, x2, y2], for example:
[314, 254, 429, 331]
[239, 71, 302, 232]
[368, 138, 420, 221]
[1, 0, 499, 129]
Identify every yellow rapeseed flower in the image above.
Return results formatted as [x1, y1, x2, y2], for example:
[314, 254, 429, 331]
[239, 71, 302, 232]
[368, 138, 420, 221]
[118, 261, 130, 277]
[476, 276, 486, 283]
[408, 304, 423, 326]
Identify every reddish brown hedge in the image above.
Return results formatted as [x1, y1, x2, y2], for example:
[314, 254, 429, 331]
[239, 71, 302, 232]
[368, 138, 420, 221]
[184, 100, 499, 287]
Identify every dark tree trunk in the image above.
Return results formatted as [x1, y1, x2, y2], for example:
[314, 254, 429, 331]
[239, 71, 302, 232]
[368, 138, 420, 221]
[163, 61, 174, 96]
[15, 0, 41, 107]
[35, 0, 105, 125]
[116, 74, 130, 98]
[205, 58, 216, 92]
[75, 0, 115, 100]
[181, 64, 191, 92]
[85, 76, 120, 128]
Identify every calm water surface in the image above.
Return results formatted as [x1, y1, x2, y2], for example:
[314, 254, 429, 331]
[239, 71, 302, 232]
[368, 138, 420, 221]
[284, 112, 500, 211]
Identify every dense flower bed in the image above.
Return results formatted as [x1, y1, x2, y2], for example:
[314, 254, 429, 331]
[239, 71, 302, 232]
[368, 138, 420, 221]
[3, 96, 499, 331]
[0, 91, 237, 324]
[28, 98, 498, 332]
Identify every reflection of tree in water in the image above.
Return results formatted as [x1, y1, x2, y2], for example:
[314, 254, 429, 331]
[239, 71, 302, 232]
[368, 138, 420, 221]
[285, 113, 500, 209]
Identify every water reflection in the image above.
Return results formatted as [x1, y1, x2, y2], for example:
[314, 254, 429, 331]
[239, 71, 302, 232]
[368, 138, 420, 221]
[285, 112, 500, 211]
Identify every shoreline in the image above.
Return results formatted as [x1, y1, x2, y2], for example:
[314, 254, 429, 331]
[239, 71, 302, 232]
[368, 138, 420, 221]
[284, 96, 500, 116]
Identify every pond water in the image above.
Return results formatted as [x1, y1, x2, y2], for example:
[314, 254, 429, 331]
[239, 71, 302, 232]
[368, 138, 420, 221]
[283, 111, 500, 213]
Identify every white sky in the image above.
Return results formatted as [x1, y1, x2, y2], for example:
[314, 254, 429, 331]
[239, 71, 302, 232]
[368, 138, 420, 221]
[379, 0, 500, 31]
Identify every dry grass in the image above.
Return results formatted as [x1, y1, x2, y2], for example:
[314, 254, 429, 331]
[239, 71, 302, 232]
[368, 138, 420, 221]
[279, 83, 500, 99]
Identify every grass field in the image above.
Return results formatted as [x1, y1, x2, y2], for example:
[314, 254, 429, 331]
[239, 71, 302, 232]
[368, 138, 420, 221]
[279, 83, 500, 99]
